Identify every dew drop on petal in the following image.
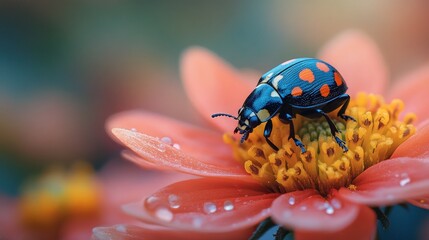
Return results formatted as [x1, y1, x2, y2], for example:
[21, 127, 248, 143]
[155, 207, 174, 222]
[115, 225, 127, 233]
[288, 196, 296, 206]
[173, 143, 181, 150]
[168, 194, 180, 209]
[160, 136, 173, 145]
[325, 206, 335, 215]
[300, 205, 307, 211]
[400, 177, 411, 186]
[223, 200, 234, 211]
[130, 128, 137, 132]
[146, 195, 159, 205]
[203, 202, 217, 214]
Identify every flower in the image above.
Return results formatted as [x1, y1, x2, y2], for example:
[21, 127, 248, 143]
[0, 161, 190, 240]
[94, 30, 429, 240]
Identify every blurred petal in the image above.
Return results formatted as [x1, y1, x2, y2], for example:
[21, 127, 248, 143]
[92, 223, 253, 240]
[409, 196, 429, 210]
[391, 121, 429, 159]
[318, 30, 388, 96]
[339, 157, 429, 206]
[122, 178, 278, 233]
[388, 63, 429, 124]
[111, 128, 248, 178]
[271, 190, 360, 232]
[294, 205, 376, 240]
[181, 47, 254, 132]
[107, 111, 236, 167]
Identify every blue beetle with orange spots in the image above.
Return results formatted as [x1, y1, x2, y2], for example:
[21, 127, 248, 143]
[212, 58, 355, 153]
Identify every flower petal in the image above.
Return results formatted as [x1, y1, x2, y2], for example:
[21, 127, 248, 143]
[122, 178, 278, 233]
[111, 128, 248, 178]
[181, 47, 254, 132]
[107, 111, 236, 168]
[409, 196, 429, 210]
[271, 189, 361, 232]
[339, 157, 429, 206]
[388, 63, 429, 124]
[391, 121, 429, 159]
[92, 223, 253, 240]
[318, 30, 388, 96]
[294, 205, 376, 240]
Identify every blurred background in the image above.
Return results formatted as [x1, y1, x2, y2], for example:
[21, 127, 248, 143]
[0, 1, 428, 239]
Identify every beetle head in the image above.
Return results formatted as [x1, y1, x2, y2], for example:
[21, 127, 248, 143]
[211, 107, 260, 143]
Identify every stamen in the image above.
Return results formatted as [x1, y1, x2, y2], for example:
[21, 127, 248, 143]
[224, 93, 416, 195]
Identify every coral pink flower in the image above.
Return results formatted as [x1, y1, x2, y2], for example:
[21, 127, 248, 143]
[95, 30, 429, 240]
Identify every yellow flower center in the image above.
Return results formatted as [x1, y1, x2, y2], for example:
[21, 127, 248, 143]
[224, 93, 416, 195]
[19, 161, 101, 229]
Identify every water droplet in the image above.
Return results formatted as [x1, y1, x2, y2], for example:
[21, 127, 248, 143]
[146, 195, 159, 205]
[173, 143, 181, 150]
[223, 200, 234, 211]
[161, 136, 173, 145]
[131, 128, 137, 132]
[203, 202, 217, 214]
[330, 198, 342, 209]
[400, 177, 411, 186]
[115, 224, 127, 233]
[394, 173, 399, 178]
[168, 194, 180, 209]
[288, 196, 296, 205]
[325, 206, 334, 215]
[155, 207, 173, 222]
[299, 206, 307, 211]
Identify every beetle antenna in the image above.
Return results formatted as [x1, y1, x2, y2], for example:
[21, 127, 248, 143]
[211, 113, 238, 120]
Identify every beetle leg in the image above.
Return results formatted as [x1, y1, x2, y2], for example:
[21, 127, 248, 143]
[316, 109, 348, 152]
[264, 119, 279, 151]
[337, 94, 356, 122]
[279, 113, 306, 153]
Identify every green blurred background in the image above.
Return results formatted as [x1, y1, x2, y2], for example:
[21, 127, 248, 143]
[1, 1, 429, 239]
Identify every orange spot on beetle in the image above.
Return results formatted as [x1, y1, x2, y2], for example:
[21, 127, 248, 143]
[291, 86, 303, 97]
[320, 84, 330, 97]
[334, 72, 343, 86]
[316, 62, 329, 72]
[299, 69, 315, 83]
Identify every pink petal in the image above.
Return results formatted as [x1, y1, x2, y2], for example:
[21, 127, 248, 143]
[271, 189, 361, 232]
[388, 63, 429, 124]
[181, 47, 254, 132]
[339, 157, 429, 206]
[92, 223, 253, 240]
[294, 205, 376, 240]
[111, 128, 249, 178]
[318, 30, 388, 96]
[391, 121, 429, 159]
[107, 111, 236, 168]
[409, 195, 429, 210]
[122, 178, 278, 233]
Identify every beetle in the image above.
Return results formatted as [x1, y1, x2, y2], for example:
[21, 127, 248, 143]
[212, 58, 355, 153]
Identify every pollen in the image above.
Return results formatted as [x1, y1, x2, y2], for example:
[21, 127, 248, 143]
[223, 93, 416, 195]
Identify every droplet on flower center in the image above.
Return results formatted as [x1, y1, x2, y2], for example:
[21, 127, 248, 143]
[223, 93, 416, 195]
